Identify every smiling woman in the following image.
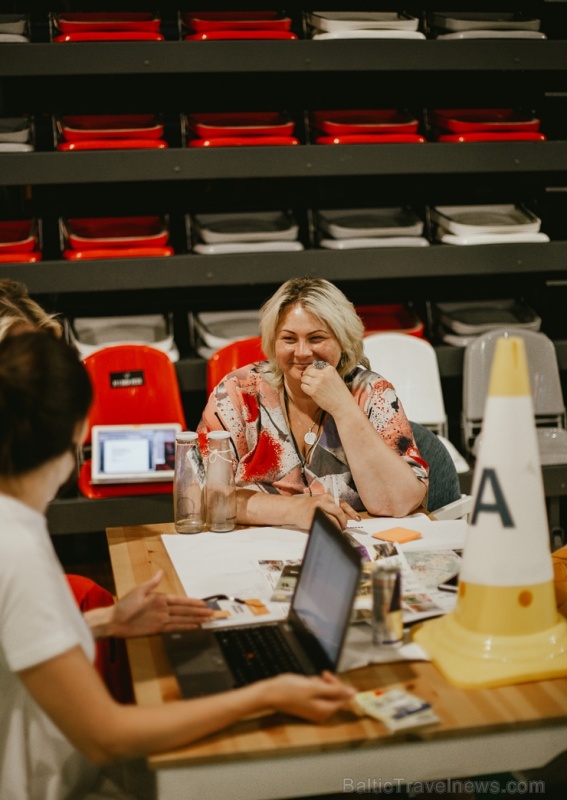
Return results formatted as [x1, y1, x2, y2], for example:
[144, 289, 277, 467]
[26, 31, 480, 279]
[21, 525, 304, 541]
[197, 277, 428, 530]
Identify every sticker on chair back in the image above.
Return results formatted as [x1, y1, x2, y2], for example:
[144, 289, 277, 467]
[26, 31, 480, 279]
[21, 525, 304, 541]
[109, 370, 145, 388]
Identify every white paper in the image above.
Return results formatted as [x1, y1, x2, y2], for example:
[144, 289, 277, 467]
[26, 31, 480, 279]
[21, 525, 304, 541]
[161, 527, 308, 627]
[346, 514, 468, 551]
[351, 540, 460, 623]
[339, 624, 429, 670]
[161, 519, 466, 663]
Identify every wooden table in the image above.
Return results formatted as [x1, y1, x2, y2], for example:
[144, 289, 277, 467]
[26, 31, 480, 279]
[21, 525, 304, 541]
[107, 522, 567, 800]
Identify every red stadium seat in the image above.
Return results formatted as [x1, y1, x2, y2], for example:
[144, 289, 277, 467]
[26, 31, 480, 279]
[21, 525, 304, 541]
[206, 336, 265, 396]
[78, 344, 186, 498]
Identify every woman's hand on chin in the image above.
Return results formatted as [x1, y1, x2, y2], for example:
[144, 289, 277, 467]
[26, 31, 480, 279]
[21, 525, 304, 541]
[300, 362, 353, 417]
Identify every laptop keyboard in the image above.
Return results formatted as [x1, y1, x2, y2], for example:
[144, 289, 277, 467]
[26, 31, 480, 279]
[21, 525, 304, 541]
[215, 625, 305, 686]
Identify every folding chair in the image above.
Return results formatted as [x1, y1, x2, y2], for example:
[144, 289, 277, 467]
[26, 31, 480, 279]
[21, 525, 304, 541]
[363, 332, 469, 474]
[462, 327, 567, 546]
[207, 336, 266, 396]
[411, 422, 472, 520]
[462, 327, 567, 459]
[78, 344, 187, 498]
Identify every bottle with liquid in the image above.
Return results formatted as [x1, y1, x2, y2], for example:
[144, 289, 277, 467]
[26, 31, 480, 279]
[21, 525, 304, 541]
[206, 430, 236, 532]
[173, 431, 205, 534]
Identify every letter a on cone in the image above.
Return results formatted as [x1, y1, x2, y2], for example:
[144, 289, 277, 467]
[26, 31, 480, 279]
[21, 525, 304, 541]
[414, 335, 567, 688]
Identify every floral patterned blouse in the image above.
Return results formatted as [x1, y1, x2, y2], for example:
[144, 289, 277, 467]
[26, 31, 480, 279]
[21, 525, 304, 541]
[197, 362, 428, 513]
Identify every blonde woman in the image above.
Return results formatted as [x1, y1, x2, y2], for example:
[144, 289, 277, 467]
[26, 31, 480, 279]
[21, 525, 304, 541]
[198, 277, 428, 530]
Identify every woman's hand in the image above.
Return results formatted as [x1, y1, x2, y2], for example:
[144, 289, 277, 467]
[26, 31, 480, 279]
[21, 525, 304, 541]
[299, 362, 353, 417]
[261, 671, 356, 723]
[288, 493, 360, 531]
[111, 571, 214, 637]
[235, 487, 359, 530]
[300, 363, 427, 517]
[85, 571, 214, 639]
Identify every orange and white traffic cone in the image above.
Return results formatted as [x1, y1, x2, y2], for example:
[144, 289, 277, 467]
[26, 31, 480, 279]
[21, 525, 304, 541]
[414, 335, 567, 688]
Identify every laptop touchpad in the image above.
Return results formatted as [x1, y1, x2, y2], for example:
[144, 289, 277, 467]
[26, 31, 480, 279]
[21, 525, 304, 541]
[163, 630, 236, 697]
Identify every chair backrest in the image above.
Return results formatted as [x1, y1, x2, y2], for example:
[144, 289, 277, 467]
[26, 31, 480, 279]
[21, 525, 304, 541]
[207, 336, 266, 396]
[78, 344, 187, 499]
[411, 421, 462, 513]
[363, 332, 447, 435]
[462, 327, 566, 454]
[82, 344, 186, 443]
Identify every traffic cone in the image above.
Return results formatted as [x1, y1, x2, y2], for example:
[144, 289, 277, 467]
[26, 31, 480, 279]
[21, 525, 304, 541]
[413, 335, 567, 688]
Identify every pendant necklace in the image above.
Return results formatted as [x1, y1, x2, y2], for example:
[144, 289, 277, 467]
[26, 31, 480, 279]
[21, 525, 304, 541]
[287, 395, 322, 446]
[304, 428, 317, 446]
[302, 421, 318, 446]
[282, 388, 322, 496]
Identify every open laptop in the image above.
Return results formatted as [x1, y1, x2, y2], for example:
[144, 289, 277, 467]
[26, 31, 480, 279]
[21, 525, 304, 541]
[163, 508, 363, 698]
[90, 422, 181, 484]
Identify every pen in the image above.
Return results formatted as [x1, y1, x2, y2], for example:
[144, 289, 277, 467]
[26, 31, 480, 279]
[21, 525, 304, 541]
[331, 474, 340, 507]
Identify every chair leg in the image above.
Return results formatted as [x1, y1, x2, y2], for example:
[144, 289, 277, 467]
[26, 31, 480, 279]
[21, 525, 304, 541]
[547, 496, 566, 551]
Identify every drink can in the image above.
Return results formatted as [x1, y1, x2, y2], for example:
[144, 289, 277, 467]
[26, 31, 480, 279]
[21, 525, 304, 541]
[371, 564, 403, 647]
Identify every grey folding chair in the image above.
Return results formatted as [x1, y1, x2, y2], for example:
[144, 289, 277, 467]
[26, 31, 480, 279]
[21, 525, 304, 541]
[462, 327, 567, 463]
[411, 421, 472, 520]
[462, 327, 567, 546]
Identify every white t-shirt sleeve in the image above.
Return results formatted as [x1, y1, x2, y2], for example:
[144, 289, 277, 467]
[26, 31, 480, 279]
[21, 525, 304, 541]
[0, 520, 93, 673]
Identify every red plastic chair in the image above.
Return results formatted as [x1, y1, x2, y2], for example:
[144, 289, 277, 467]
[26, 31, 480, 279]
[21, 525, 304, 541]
[66, 575, 133, 702]
[78, 344, 186, 498]
[356, 304, 425, 338]
[207, 336, 265, 396]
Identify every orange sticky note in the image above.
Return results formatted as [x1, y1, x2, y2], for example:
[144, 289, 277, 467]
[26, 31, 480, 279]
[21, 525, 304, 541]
[211, 609, 231, 619]
[245, 599, 270, 616]
[372, 527, 422, 544]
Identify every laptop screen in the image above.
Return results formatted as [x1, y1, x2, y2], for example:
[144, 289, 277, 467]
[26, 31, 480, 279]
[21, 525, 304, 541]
[90, 423, 182, 484]
[290, 509, 361, 665]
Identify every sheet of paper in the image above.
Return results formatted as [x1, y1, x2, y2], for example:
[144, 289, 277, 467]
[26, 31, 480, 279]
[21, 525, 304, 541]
[161, 519, 464, 657]
[347, 515, 468, 551]
[339, 624, 429, 670]
[161, 527, 308, 627]
[353, 544, 459, 624]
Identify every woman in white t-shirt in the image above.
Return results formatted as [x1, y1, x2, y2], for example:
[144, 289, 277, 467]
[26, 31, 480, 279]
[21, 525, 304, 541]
[0, 331, 356, 800]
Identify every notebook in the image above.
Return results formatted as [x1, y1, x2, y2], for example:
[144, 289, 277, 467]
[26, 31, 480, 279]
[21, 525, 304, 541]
[163, 508, 363, 697]
[90, 422, 181, 484]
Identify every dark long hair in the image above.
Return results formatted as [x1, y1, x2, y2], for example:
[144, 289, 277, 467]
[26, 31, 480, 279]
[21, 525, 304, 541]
[0, 332, 92, 476]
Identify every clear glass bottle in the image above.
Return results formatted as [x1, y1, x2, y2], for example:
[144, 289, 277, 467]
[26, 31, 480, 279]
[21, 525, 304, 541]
[173, 431, 205, 534]
[206, 430, 236, 532]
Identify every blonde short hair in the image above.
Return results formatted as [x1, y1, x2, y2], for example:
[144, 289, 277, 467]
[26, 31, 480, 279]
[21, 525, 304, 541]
[0, 278, 62, 342]
[260, 277, 369, 387]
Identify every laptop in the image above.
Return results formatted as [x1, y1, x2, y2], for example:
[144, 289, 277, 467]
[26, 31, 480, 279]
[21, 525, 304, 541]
[90, 422, 182, 484]
[163, 508, 363, 698]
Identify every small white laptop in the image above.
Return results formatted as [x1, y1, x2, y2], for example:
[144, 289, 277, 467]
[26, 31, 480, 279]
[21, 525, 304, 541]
[90, 422, 182, 484]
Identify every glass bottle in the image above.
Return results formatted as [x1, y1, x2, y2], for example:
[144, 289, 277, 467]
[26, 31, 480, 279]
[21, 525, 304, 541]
[173, 431, 205, 533]
[206, 430, 236, 532]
